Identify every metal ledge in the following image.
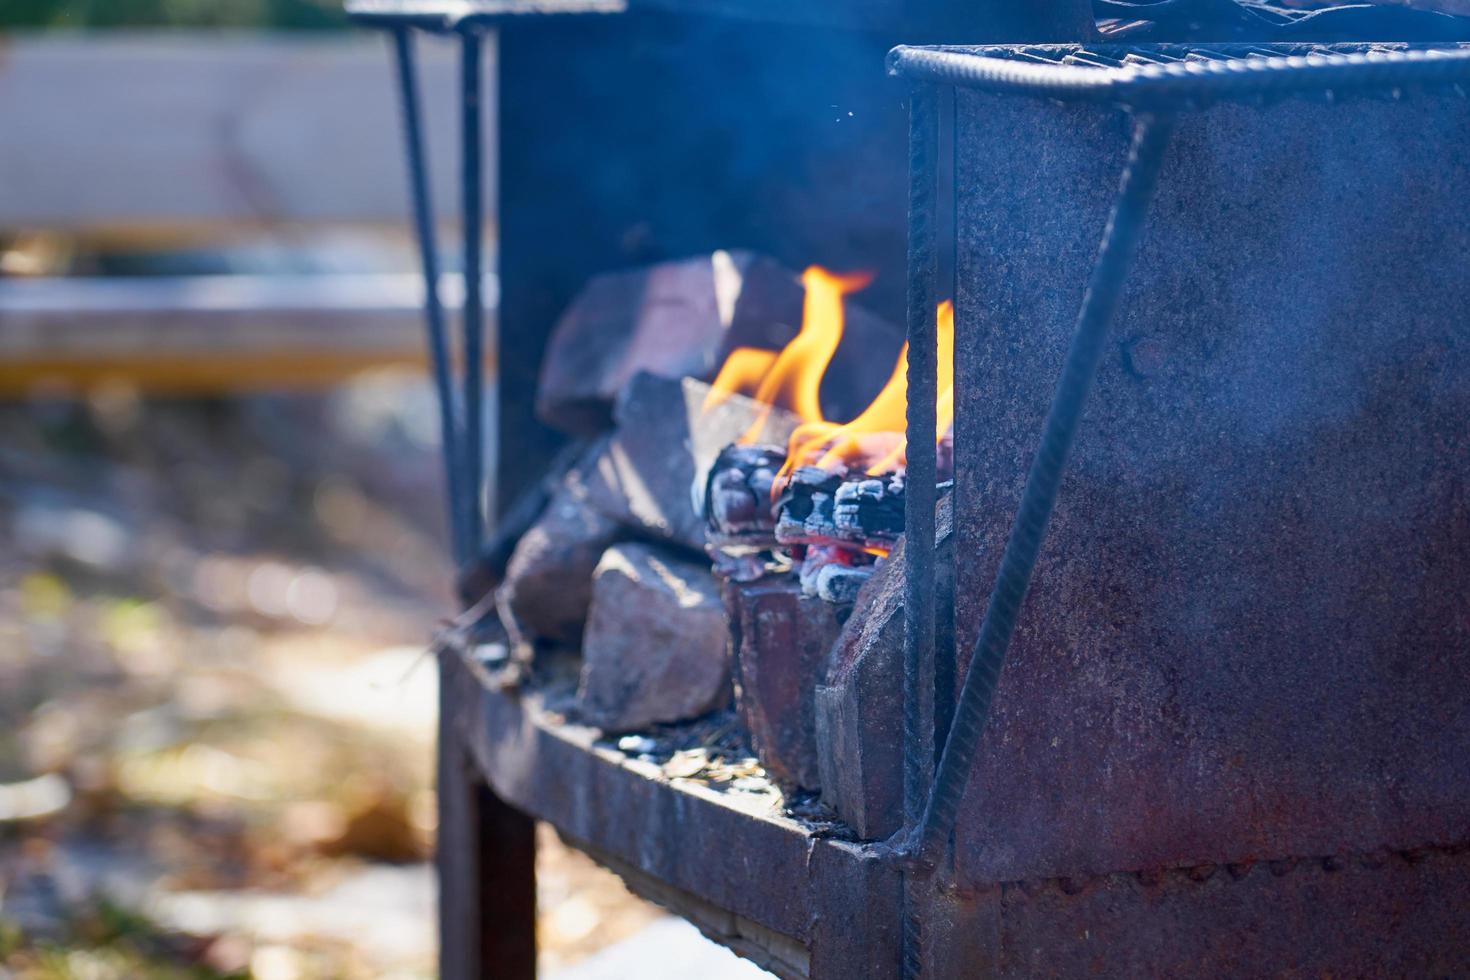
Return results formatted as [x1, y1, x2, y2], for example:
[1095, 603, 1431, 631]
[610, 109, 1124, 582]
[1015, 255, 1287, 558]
[439, 647, 902, 979]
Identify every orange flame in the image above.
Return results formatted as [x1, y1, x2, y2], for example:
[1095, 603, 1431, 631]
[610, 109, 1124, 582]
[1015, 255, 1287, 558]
[700, 348, 778, 412]
[776, 300, 954, 483]
[702, 266, 873, 442]
[702, 266, 954, 492]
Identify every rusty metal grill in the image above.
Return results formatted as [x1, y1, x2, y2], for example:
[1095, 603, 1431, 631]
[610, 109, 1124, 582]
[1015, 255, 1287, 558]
[348, 9, 1470, 971]
[891, 39, 1470, 977]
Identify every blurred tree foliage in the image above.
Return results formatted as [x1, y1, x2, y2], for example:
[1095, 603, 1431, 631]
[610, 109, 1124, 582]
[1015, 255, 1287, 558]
[0, 0, 347, 29]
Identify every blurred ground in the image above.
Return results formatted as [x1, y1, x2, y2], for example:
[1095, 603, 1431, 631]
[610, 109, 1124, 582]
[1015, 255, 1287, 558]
[0, 375, 664, 979]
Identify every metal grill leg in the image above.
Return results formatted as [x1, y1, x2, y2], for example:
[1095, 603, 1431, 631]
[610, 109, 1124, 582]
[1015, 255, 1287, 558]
[914, 112, 1176, 869]
[438, 661, 537, 980]
[390, 26, 467, 565]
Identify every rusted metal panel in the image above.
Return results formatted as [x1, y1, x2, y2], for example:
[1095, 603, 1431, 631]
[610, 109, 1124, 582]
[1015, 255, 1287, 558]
[949, 89, 1470, 884]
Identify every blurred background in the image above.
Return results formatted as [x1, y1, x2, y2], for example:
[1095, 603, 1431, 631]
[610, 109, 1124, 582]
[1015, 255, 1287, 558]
[0, 3, 739, 977]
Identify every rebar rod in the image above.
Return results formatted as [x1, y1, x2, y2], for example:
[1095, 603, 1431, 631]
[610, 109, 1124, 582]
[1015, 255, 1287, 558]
[460, 29, 487, 556]
[899, 82, 939, 980]
[391, 26, 467, 565]
[913, 112, 1175, 866]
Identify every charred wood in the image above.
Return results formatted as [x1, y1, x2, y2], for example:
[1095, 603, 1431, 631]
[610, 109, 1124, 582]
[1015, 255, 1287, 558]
[833, 474, 905, 545]
[812, 563, 874, 605]
[772, 466, 845, 546]
[775, 467, 907, 550]
[701, 443, 786, 547]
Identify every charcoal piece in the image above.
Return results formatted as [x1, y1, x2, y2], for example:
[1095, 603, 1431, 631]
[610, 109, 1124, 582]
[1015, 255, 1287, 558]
[775, 467, 914, 550]
[578, 543, 731, 732]
[580, 372, 800, 552]
[496, 470, 624, 649]
[537, 251, 904, 436]
[723, 573, 843, 790]
[815, 497, 953, 840]
[701, 443, 786, 546]
[797, 543, 873, 599]
[814, 564, 873, 604]
[773, 466, 846, 545]
[832, 473, 905, 545]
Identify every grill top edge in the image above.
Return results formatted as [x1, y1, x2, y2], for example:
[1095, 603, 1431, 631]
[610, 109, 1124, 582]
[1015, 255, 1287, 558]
[888, 42, 1470, 108]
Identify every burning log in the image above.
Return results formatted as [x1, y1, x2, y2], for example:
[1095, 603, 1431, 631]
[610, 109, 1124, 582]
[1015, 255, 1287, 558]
[833, 474, 905, 545]
[772, 466, 844, 545]
[774, 467, 905, 550]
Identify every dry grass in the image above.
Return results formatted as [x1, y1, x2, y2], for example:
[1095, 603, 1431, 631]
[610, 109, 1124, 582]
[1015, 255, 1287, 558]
[0, 381, 656, 979]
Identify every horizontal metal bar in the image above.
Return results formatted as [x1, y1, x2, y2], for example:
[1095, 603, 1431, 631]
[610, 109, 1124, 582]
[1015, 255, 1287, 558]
[346, 0, 624, 30]
[888, 42, 1470, 108]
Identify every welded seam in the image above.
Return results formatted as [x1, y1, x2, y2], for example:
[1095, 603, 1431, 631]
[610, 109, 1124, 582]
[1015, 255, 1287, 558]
[991, 840, 1470, 900]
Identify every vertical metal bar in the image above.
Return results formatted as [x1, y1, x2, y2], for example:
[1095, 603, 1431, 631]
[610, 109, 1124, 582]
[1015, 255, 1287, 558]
[932, 80, 958, 763]
[460, 28, 487, 557]
[391, 26, 466, 566]
[914, 112, 1176, 865]
[903, 85, 940, 832]
[900, 82, 939, 980]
